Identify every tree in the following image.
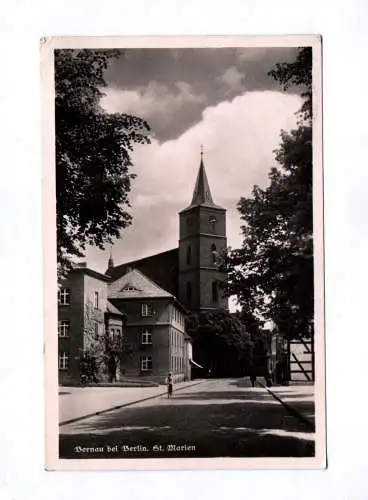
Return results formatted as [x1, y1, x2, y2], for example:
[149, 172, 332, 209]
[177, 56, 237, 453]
[55, 50, 150, 275]
[185, 309, 254, 377]
[80, 300, 133, 383]
[226, 47, 314, 341]
[80, 299, 107, 382]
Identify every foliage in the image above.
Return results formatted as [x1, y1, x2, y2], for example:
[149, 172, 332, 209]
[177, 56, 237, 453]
[268, 47, 312, 122]
[80, 300, 107, 381]
[185, 309, 254, 376]
[225, 47, 314, 341]
[80, 300, 131, 382]
[55, 49, 150, 275]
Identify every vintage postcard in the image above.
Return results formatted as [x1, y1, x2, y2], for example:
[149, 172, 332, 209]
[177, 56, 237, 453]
[42, 35, 325, 470]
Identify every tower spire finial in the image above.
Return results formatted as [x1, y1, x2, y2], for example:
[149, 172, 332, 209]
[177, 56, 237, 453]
[107, 246, 114, 270]
[190, 147, 214, 206]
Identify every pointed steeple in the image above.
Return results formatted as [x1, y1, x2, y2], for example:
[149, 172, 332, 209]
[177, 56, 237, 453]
[107, 249, 114, 270]
[190, 148, 214, 206]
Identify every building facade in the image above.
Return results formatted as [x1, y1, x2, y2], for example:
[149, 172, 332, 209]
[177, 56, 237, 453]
[108, 268, 189, 384]
[58, 265, 191, 385]
[58, 265, 124, 385]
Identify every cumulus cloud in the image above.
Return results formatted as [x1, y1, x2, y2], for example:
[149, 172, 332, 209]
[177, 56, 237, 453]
[100, 81, 205, 126]
[218, 66, 245, 93]
[87, 90, 301, 274]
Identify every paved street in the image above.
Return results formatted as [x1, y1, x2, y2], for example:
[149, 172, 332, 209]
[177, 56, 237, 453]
[59, 379, 315, 459]
[59, 380, 202, 425]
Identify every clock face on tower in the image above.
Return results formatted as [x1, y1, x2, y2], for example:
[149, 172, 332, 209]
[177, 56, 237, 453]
[208, 215, 217, 232]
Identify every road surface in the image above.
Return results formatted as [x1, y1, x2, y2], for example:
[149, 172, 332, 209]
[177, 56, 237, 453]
[59, 378, 315, 459]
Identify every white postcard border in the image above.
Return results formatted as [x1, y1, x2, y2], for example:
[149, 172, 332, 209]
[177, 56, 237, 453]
[42, 34, 325, 471]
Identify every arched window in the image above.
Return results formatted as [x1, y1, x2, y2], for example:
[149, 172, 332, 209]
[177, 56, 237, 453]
[186, 282, 192, 305]
[211, 243, 217, 264]
[212, 281, 218, 303]
[186, 245, 192, 265]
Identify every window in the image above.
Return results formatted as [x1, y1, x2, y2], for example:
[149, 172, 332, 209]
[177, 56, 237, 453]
[109, 328, 115, 340]
[94, 291, 99, 309]
[141, 329, 152, 345]
[59, 352, 69, 370]
[211, 243, 217, 264]
[186, 282, 192, 305]
[58, 288, 70, 305]
[141, 356, 152, 371]
[94, 321, 99, 336]
[141, 303, 153, 317]
[58, 320, 70, 337]
[212, 281, 218, 303]
[186, 245, 192, 265]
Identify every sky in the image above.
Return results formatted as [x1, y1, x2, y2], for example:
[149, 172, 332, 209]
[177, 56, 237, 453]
[85, 47, 303, 274]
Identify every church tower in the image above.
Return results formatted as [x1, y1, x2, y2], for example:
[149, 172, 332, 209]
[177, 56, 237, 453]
[107, 250, 114, 272]
[178, 152, 228, 312]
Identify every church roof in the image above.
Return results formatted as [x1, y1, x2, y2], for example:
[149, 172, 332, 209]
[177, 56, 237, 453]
[106, 248, 179, 297]
[108, 268, 174, 300]
[180, 154, 225, 213]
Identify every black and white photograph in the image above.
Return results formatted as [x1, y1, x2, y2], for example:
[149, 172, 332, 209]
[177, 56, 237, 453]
[43, 36, 325, 469]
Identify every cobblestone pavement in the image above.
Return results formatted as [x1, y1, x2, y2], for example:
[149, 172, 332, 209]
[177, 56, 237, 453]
[59, 378, 315, 459]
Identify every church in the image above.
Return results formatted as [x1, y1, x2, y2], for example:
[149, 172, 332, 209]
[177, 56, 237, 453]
[58, 154, 229, 385]
[106, 151, 228, 312]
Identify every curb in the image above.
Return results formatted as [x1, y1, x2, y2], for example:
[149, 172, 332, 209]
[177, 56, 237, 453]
[257, 381, 315, 431]
[59, 379, 206, 427]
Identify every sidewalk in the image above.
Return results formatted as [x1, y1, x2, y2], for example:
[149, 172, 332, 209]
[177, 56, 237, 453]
[59, 379, 204, 426]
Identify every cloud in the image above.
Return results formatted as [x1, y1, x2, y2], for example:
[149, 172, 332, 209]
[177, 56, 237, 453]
[87, 90, 301, 274]
[103, 47, 301, 141]
[100, 81, 205, 126]
[218, 66, 245, 93]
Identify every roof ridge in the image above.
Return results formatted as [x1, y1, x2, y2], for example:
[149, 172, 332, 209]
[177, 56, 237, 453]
[130, 268, 174, 297]
[106, 247, 178, 274]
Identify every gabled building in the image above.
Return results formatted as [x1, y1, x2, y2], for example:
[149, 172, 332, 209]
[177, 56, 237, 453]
[108, 268, 189, 383]
[58, 264, 192, 385]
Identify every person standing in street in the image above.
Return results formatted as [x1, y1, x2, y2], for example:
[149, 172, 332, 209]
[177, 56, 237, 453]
[166, 373, 173, 399]
[250, 366, 256, 387]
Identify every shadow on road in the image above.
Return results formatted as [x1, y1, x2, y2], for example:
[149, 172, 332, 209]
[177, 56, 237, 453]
[172, 390, 272, 401]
